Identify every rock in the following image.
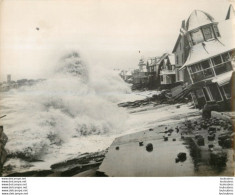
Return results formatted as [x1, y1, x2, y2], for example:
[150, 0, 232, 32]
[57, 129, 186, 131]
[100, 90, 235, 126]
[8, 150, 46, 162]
[164, 137, 168, 141]
[208, 134, 215, 141]
[173, 138, 176, 141]
[115, 146, 119, 150]
[195, 134, 202, 139]
[176, 105, 180, 108]
[146, 143, 153, 152]
[210, 151, 227, 167]
[197, 137, 205, 146]
[208, 144, 214, 149]
[223, 139, 232, 148]
[208, 127, 216, 133]
[177, 153, 187, 162]
[175, 127, 179, 133]
[139, 141, 144, 146]
[149, 128, 153, 131]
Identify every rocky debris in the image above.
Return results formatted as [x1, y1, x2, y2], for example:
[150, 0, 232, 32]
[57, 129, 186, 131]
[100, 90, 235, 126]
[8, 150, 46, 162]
[208, 144, 214, 149]
[173, 138, 176, 141]
[196, 136, 205, 146]
[118, 90, 191, 109]
[146, 143, 153, 152]
[210, 151, 227, 167]
[175, 152, 187, 163]
[164, 137, 168, 141]
[175, 127, 179, 133]
[208, 134, 216, 141]
[139, 141, 144, 146]
[218, 134, 233, 148]
[0, 126, 8, 176]
[115, 146, 119, 150]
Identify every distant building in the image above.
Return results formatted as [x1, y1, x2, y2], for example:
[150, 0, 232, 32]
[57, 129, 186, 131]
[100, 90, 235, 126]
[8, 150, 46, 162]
[159, 54, 176, 86]
[132, 58, 149, 88]
[7, 75, 11, 83]
[179, 6, 235, 110]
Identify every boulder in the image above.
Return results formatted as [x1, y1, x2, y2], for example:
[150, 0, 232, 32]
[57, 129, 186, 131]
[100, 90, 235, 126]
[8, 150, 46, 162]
[177, 153, 187, 162]
[210, 151, 227, 167]
[146, 143, 153, 152]
[197, 137, 205, 146]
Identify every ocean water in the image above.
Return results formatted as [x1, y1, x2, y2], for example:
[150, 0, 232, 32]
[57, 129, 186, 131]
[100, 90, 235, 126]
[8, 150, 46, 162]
[0, 51, 199, 173]
[0, 52, 139, 172]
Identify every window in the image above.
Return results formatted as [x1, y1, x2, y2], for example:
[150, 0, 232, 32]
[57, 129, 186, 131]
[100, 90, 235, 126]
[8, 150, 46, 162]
[176, 55, 178, 64]
[208, 84, 223, 102]
[191, 29, 204, 45]
[221, 52, 230, 62]
[203, 69, 214, 78]
[195, 63, 202, 71]
[190, 61, 214, 83]
[214, 62, 233, 75]
[160, 75, 163, 82]
[212, 55, 222, 66]
[201, 60, 210, 69]
[223, 84, 231, 99]
[203, 88, 211, 101]
[213, 24, 220, 37]
[202, 26, 214, 41]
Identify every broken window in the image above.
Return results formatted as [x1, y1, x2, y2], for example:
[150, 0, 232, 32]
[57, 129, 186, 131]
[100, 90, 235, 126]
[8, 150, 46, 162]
[222, 84, 231, 99]
[202, 26, 214, 41]
[212, 55, 222, 66]
[191, 29, 204, 45]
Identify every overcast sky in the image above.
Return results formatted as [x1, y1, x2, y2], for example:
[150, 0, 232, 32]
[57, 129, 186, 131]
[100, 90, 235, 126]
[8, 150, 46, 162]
[0, 0, 233, 81]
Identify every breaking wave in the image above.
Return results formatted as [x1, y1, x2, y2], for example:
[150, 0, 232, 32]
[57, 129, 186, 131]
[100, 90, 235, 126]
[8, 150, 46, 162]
[1, 51, 130, 161]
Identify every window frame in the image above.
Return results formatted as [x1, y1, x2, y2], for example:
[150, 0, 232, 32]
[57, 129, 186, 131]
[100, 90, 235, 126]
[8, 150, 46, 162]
[202, 25, 214, 41]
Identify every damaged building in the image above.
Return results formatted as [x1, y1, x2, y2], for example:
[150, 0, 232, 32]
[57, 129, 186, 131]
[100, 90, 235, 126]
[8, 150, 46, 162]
[179, 6, 235, 110]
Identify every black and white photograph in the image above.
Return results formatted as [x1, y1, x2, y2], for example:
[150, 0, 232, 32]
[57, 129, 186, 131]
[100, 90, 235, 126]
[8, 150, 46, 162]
[0, 0, 234, 179]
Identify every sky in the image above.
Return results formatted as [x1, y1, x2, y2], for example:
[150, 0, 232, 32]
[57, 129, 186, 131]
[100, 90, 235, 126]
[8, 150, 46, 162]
[0, 0, 234, 81]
